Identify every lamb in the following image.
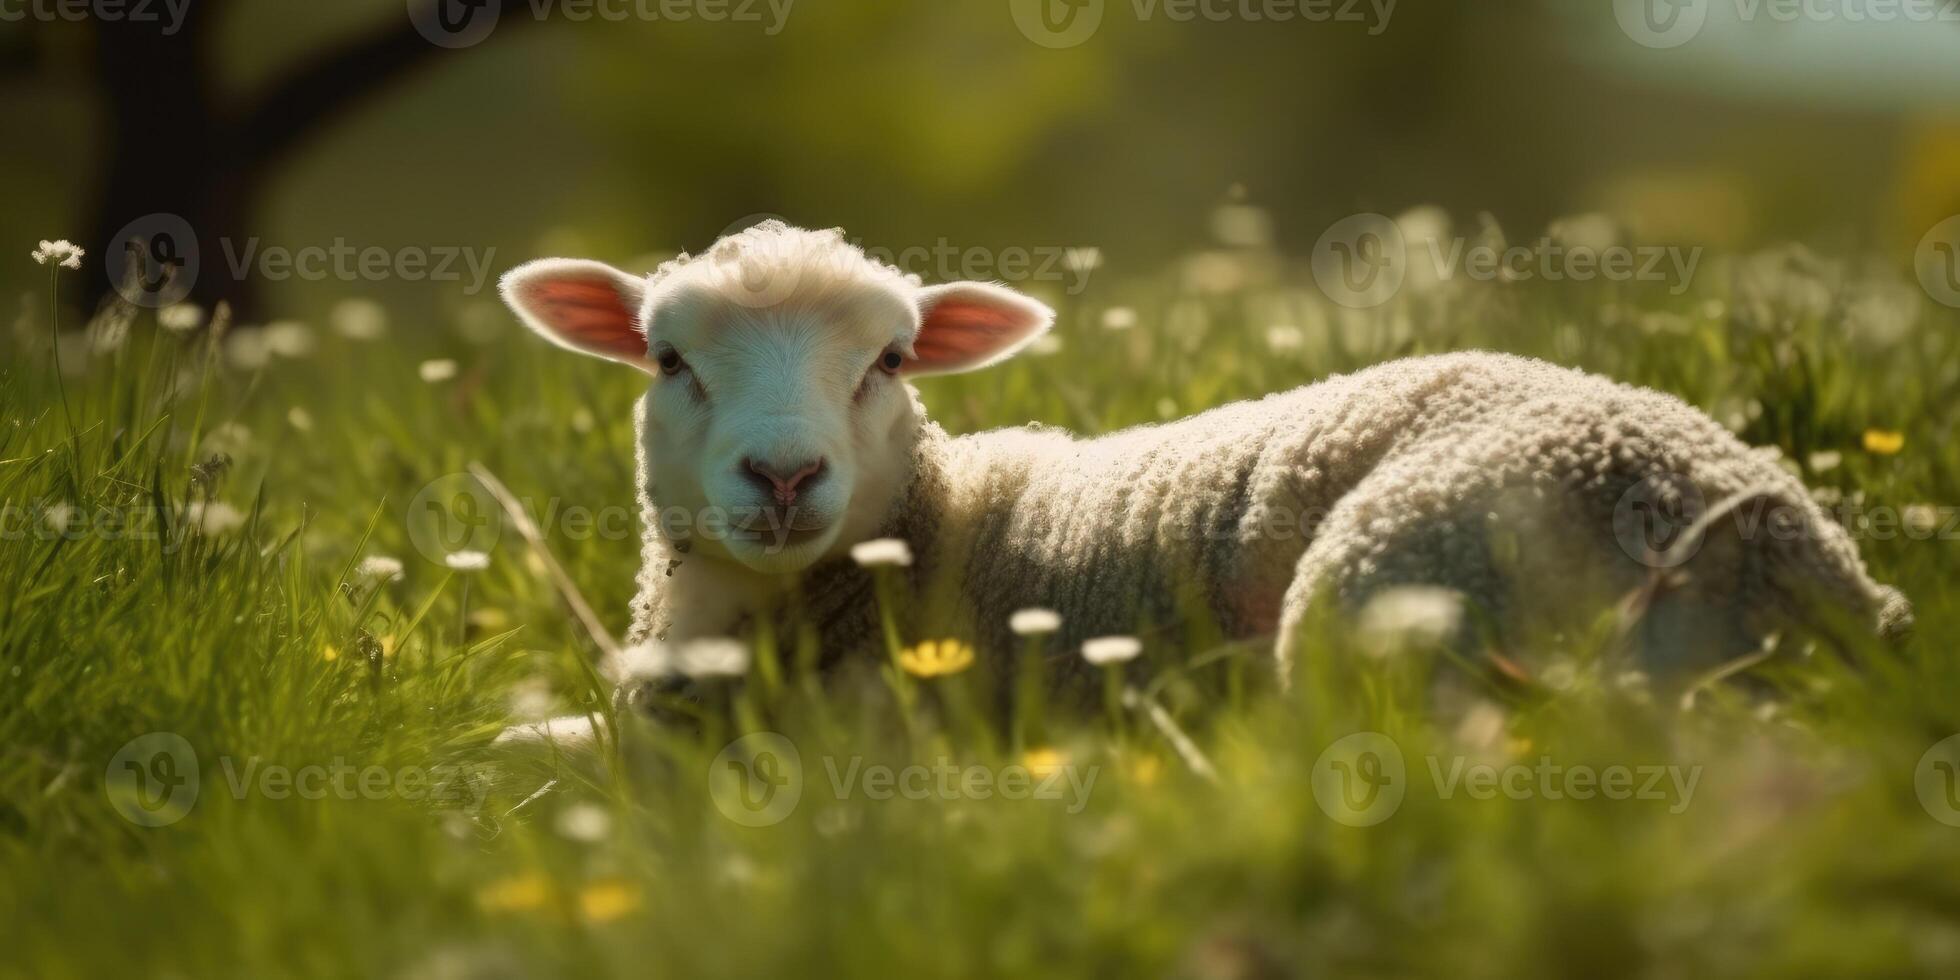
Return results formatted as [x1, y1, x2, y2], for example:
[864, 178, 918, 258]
[499, 220, 1910, 708]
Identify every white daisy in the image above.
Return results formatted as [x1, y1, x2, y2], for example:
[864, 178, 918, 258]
[1081, 635, 1142, 666]
[444, 549, 490, 572]
[157, 304, 205, 333]
[850, 537, 912, 568]
[32, 239, 85, 270]
[1009, 608, 1062, 636]
[677, 637, 751, 679]
[356, 555, 405, 583]
[263, 320, 317, 359]
[330, 298, 388, 341]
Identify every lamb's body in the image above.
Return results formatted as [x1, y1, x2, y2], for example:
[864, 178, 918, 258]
[628, 350, 1908, 687]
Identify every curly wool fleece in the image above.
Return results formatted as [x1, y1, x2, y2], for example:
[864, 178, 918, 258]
[625, 350, 1909, 691]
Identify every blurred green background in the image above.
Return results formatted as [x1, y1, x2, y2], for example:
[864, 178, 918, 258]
[4, 0, 1959, 321]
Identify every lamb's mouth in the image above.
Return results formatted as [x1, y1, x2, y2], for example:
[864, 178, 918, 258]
[730, 516, 832, 550]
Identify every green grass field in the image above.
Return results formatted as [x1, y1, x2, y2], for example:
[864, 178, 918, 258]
[3, 236, 1959, 979]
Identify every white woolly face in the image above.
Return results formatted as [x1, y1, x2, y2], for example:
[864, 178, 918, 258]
[500, 221, 1054, 576]
[635, 280, 922, 572]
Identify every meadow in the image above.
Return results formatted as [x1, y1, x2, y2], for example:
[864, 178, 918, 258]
[3, 222, 1959, 979]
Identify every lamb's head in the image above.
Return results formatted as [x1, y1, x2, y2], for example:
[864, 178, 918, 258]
[500, 221, 1053, 574]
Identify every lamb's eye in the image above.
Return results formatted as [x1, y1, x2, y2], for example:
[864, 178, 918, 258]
[656, 348, 685, 376]
[878, 350, 904, 374]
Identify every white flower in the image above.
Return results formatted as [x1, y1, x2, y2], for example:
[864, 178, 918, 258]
[419, 359, 459, 383]
[330, 298, 388, 341]
[1100, 306, 1138, 331]
[224, 329, 272, 371]
[555, 802, 612, 843]
[1807, 450, 1842, 473]
[677, 637, 751, 679]
[263, 320, 317, 358]
[186, 500, 245, 535]
[1009, 608, 1062, 636]
[32, 239, 84, 270]
[614, 642, 673, 681]
[287, 406, 314, 433]
[1903, 504, 1939, 536]
[1081, 635, 1142, 666]
[444, 549, 490, 572]
[356, 555, 405, 583]
[1265, 324, 1303, 352]
[850, 537, 912, 568]
[158, 304, 205, 333]
[1028, 334, 1064, 357]
[198, 422, 252, 459]
[1356, 586, 1464, 654]
[42, 502, 77, 533]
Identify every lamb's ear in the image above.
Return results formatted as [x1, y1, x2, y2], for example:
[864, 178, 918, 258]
[903, 282, 1054, 376]
[500, 259, 654, 373]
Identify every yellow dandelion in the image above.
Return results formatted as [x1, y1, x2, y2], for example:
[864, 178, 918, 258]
[1862, 429, 1905, 455]
[322, 644, 339, 662]
[476, 873, 553, 913]
[1022, 747, 1069, 780]
[1125, 754, 1164, 788]
[898, 639, 975, 678]
[578, 878, 642, 924]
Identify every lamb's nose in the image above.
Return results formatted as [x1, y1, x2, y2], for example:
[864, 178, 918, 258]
[743, 457, 826, 505]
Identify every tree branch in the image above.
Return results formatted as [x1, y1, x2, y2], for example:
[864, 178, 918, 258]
[234, 0, 537, 167]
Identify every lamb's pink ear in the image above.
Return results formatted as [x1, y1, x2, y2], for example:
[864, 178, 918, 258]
[499, 259, 654, 372]
[904, 282, 1054, 376]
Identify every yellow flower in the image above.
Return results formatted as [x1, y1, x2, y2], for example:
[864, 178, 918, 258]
[578, 878, 642, 924]
[1022, 747, 1069, 779]
[1862, 429, 1905, 455]
[477, 873, 553, 913]
[1125, 754, 1163, 788]
[322, 644, 339, 662]
[898, 639, 975, 678]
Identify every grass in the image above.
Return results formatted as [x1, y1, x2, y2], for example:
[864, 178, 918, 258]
[2, 235, 1959, 978]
